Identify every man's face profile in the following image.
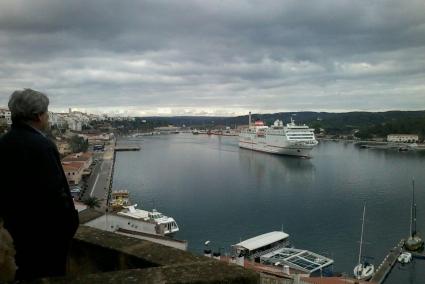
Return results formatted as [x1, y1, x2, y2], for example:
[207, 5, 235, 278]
[38, 111, 50, 131]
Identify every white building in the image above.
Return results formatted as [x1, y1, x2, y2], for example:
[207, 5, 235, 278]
[387, 134, 419, 143]
[62, 152, 93, 170]
[154, 125, 181, 134]
[62, 161, 84, 185]
[0, 108, 12, 125]
[78, 133, 113, 143]
[65, 116, 83, 131]
[49, 112, 67, 129]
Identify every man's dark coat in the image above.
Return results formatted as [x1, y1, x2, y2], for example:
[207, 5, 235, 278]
[0, 122, 79, 280]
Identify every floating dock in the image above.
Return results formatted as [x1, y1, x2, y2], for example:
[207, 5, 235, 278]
[370, 239, 404, 284]
[115, 145, 141, 151]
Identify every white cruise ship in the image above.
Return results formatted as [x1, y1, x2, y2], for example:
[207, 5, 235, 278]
[239, 112, 318, 157]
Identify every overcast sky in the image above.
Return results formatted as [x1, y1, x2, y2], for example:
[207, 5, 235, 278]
[1, 0, 424, 116]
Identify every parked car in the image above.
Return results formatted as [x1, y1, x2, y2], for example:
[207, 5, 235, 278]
[70, 186, 81, 193]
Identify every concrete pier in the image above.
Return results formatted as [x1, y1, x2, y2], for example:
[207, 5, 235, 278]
[115, 145, 141, 151]
[370, 239, 404, 284]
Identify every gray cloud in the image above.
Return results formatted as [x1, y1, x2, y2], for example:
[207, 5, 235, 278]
[0, 0, 424, 115]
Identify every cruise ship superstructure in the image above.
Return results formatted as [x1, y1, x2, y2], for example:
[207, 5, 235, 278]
[239, 112, 318, 157]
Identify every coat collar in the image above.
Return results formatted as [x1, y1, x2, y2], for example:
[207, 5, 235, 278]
[11, 121, 46, 137]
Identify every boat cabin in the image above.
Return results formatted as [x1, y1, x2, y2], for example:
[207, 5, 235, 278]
[260, 247, 334, 276]
[232, 231, 290, 261]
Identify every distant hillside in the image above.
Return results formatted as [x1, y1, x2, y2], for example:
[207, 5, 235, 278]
[137, 111, 425, 138]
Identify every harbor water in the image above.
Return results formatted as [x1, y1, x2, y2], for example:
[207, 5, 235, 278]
[113, 134, 425, 282]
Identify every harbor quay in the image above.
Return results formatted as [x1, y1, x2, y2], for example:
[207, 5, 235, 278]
[114, 145, 141, 151]
[370, 240, 404, 284]
[76, 140, 140, 209]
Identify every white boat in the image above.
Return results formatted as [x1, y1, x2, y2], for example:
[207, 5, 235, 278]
[238, 112, 318, 157]
[117, 204, 179, 235]
[397, 252, 412, 264]
[353, 205, 374, 280]
[405, 179, 424, 251]
[230, 231, 334, 275]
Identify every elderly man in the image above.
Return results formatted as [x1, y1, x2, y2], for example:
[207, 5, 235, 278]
[0, 89, 79, 280]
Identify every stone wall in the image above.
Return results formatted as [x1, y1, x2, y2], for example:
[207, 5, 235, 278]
[32, 226, 259, 284]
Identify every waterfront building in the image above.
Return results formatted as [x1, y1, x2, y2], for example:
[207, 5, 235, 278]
[387, 134, 419, 143]
[154, 125, 181, 134]
[78, 133, 114, 144]
[62, 152, 93, 170]
[62, 161, 84, 185]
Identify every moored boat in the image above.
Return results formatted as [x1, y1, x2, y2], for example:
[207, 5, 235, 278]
[228, 231, 334, 276]
[118, 204, 179, 235]
[110, 190, 131, 211]
[353, 205, 374, 281]
[239, 112, 318, 157]
[397, 252, 412, 264]
[404, 179, 424, 251]
[107, 190, 179, 235]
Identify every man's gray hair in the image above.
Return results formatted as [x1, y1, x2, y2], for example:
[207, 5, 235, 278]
[8, 89, 49, 122]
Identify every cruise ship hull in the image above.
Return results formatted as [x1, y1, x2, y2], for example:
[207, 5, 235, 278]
[239, 140, 314, 157]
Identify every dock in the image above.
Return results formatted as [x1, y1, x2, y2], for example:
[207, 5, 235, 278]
[114, 145, 141, 151]
[411, 251, 425, 259]
[370, 239, 404, 284]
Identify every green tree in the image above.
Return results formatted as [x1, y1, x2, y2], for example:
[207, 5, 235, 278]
[69, 135, 88, 153]
[83, 196, 102, 209]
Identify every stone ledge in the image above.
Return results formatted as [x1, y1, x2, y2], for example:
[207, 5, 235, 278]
[32, 261, 259, 284]
[70, 226, 207, 275]
[21, 225, 259, 283]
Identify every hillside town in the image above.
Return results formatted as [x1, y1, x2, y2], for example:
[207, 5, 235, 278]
[0, 107, 132, 205]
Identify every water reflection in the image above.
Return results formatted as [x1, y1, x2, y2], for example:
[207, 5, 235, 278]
[238, 148, 316, 185]
[386, 260, 425, 284]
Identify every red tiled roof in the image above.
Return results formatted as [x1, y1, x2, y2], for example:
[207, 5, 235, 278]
[62, 161, 84, 171]
[63, 152, 92, 162]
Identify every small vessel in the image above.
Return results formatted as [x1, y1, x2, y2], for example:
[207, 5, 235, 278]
[239, 112, 318, 157]
[108, 190, 179, 235]
[353, 205, 374, 280]
[230, 231, 334, 276]
[404, 179, 424, 251]
[118, 204, 179, 235]
[110, 190, 131, 211]
[397, 252, 412, 264]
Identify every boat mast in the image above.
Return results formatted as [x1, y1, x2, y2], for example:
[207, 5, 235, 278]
[358, 205, 366, 266]
[411, 179, 416, 238]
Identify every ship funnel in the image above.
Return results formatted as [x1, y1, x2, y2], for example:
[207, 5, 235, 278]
[248, 112, 251, 127]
